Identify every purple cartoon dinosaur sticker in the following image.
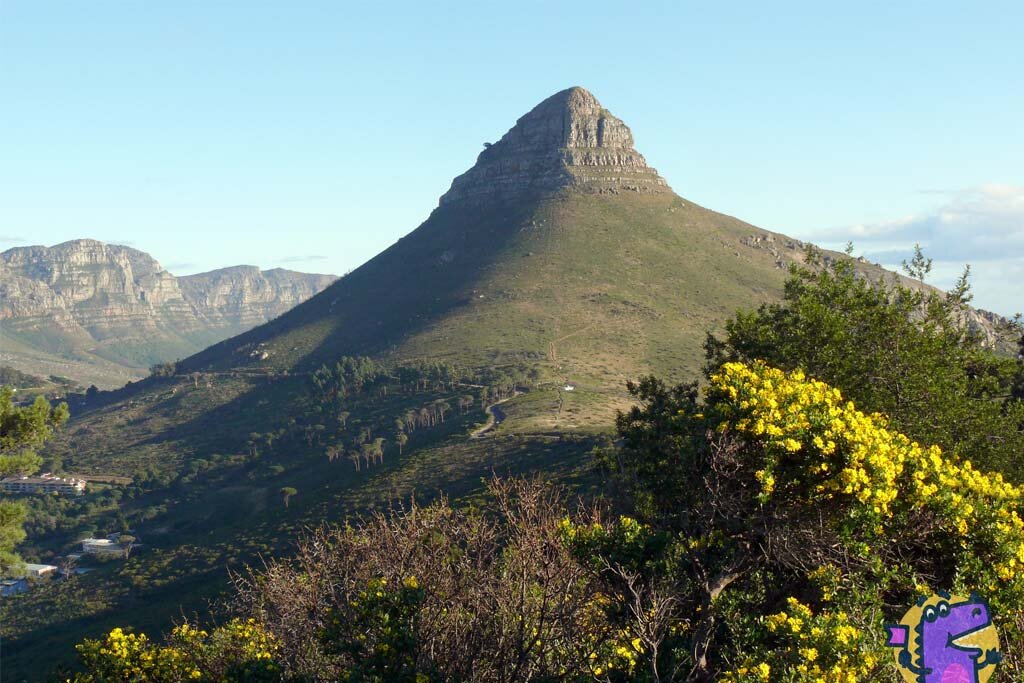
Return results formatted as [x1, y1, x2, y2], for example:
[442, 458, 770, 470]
[885, 592, 1001, 683]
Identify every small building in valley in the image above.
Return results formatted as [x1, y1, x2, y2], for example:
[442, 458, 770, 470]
[23, 563, 58, 579]
[81, 538, 124, 555]
[0, 473, 86, 496]
[0, 579, 29, 597]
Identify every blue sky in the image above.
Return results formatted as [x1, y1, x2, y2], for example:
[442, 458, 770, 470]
[2, 1, 1021, 315]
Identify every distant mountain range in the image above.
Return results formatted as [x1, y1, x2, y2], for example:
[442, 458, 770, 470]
[0, 239, 336, 388]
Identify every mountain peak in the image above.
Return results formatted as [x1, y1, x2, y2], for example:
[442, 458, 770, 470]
[439, 87, 669, 207]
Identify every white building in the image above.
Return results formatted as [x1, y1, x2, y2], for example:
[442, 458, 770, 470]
[23, 563, 58, 578]
[81, 538, 124, 555]
[0, 473, 85, 495]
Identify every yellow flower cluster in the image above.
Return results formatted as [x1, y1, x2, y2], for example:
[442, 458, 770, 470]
[723, 598, 879, 682]
[74, 619, 279, 681]
[721, 661, 771, 681]
[75, 627, 198, 681]
[174, 617, 278, 663]
[807, 564, 842, 603]
[708, 361, 1024, 587]
[587, 628, 643, 678]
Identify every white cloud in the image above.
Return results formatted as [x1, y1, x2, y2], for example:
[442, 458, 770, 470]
[277, 255, 328, 264]
[812, 185, 1024, 316]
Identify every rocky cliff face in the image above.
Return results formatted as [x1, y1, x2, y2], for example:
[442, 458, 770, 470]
[439, 87, 669, 206]
[0, 240, 335, 386]
[179, 266, 337, 328]
[2, 240, 197, 341]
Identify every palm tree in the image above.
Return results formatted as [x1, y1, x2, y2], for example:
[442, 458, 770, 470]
[247, 432, 261, 457]
[279, 487, 297, 508]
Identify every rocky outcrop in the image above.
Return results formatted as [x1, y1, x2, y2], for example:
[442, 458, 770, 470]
[439, 87, 669, 207]
[0, 240, 335, 384]
[179, 266, 336, 328]
[1, 240, 197, 341]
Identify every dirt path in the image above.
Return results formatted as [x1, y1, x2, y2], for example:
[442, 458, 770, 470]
[469, 394, 518, 439]
[547, 323, 595, 362]
[547, 323, 593, 412]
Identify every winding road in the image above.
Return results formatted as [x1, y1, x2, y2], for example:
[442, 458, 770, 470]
[469, 395, 516, 439]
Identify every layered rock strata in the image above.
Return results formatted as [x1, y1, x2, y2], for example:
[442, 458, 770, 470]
[439, 87, 669, 206]
[0, 239, 335, 381]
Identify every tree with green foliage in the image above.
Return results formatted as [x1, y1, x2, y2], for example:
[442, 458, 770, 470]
[279, 487, 297, 508]
[0, 386, 69, 572]
[901, 242, 933, 281]
[705, 254, 1024, 478]
[0, 366, 44, 389]
[148, 361, 177, 378]
[1013, 329, 1024, 402]
[247, 432, 261, 458]
[118, 535, 137, 558]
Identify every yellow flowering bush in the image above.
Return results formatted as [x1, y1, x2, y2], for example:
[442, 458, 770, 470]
[319, 574, 427, 679]
[73, 619, 279, 682]
[556, 513, 675, 677]
[169, 618, 279, 679]
[722, 598, 882, 682]
[708, 361, 1024, 602]
[807, 564, 842, 603]
[585, 627, 644, 679]
[74, 627, 197, 682]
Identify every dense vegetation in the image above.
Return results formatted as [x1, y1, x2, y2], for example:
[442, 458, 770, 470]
[0, 365, 84, 403]
[59, 258, 1024, 681]
[66, 361, 1024, 680]
[0, 385, 69, 572]
[705, 249, 1024, 478]
[0, 342, 574, 679]
[0, 365, 47, 389]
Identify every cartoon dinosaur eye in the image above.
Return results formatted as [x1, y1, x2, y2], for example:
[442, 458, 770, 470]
[938, 602, 949, 617]
[973, 607, 982, 617]
[924, 606, 937, 622]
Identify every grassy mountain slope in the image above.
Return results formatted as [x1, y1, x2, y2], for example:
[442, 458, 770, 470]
[184, 190, 800, 428]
